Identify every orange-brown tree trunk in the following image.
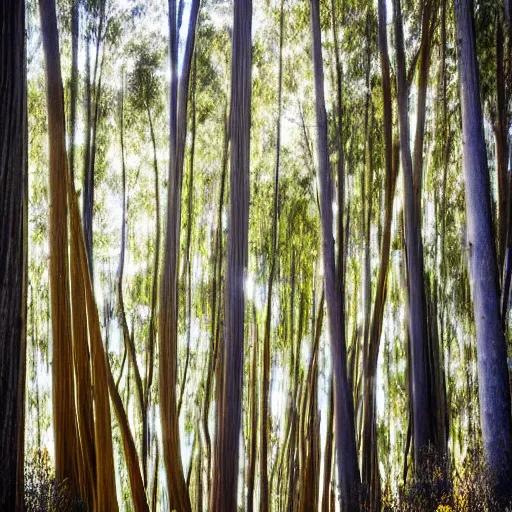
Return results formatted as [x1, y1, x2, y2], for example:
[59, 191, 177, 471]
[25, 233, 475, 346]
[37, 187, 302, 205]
[39, 0, 82, 492]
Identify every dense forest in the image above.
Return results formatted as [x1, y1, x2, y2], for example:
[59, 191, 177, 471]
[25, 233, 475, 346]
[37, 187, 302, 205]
[2, 0, 512, 510]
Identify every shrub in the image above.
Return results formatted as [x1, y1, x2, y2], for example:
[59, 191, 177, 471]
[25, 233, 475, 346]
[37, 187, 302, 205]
[24, 448, 87, 512]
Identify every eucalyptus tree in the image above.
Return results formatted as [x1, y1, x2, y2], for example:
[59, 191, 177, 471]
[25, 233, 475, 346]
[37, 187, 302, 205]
[455, 0, 512, 499]
[210, 0, 252, 509]
[39, 0, 119, 507]
[159, 0, 199, 509]
[259, 2, 284, 510]
[309, 0, 361, 509]
[393, 0, 434, 473]
[0, 0, 27, 508]
[360, 0, 398, 497]
[39, 0, 82, 493]
[82, 0, 111, 274]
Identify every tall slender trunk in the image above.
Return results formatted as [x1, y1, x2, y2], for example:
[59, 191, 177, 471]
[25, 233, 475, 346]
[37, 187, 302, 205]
[309, 1, 361, 509]
[393, 0, 433, 471]
[321, 380, 334, 512]
[106, 359, 149, 512]
[39, 0, 81, 491]
[69, 9, 96, 505]
[159, 0, 199, 509]
[360, 1, 396, 496]
[247, 310, 259, 512]
[69, 0, 79, 181]
[41, 2, 119, 507]
[0, 1, 27, 507]
[362, 11, 373, 380]
[178, 54, 197, 417]
[203, 102, 229, 506]
[330, 0, 345, 291]
[260, 3, 284, 510]
[116, 76, 145, 491]
[361, 135, 398, 510]
[210, 0, 252, 508]
[298, 292, 324, 512]
[83, 7, 106, 277]
[144, 100, 160, 484]
[286, 287, 305, 512]
[455, 0, 512, 498]
[412, 0, 435, 214]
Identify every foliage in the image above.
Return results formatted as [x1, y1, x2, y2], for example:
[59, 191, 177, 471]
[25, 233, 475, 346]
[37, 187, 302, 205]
[24, 449, 87, 512]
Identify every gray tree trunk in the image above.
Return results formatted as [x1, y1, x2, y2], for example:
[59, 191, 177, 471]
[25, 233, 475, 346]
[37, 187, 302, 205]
[455, 0, 512, 498]
[309, 0, 361, 510]
[393, 0, 433, 469]
[210, 0, 252, 510]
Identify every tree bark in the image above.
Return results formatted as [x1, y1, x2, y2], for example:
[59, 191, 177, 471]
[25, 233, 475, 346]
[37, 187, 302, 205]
[210, 0, 252, 508]
[360, 2, 399, 493]
[247, 309, 259, 512]
[0, 0, 27, 507]
[203, 102, 229, 506]
[393, 0, 433, 471]
[82, 5, 106, 277]
[69, 0, 79, 181]
[298, 292, 324, 512]
[178, 53, 197, 418]
[309, 1, 361, 509]
[144, 95, 161, 485]
[260, 3, 284, 509]
[39, 0, 82, 491]
[321, 379, 334, 512]
[455, 0, 512, 498]
[159, 0, 199, 509]
[106, 359, 149, 512]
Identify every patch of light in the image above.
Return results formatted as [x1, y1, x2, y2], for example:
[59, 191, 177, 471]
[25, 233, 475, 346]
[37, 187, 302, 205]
[245, 272, 255, 301]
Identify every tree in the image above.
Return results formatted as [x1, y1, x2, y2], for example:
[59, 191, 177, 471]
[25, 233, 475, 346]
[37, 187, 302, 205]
[39, 0, 82, 492]
[210, 0, 252, 509]
[158, 0, 199, 509]
[309, 0, 361, 509]
[40, 0, 119, 507]
[0, 0, 27, 508]
[393, 0, 433, 472]
[455, 0, 512, 499]
[259, 2, 284, 510]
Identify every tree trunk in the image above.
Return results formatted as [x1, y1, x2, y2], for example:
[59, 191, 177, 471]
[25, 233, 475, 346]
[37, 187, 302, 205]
[0, 0, 27, 507]
[39, 0, 82, 491]
[309, 1, 361, 509]
[106, 359, 149, 512]
[178, 53, 197, 417]
[360, 1, 399, 489]
[298, 291, 324, 512]
[116, 75, 145, 491]
[321, 380, 334, 512]
[203, 102, 229, 506]
[69, 0, 79, 181]
[455, 0, 512, 498]
[361, 134, 398, 510]
[82, 7, 106, 277]
[260, 3, 284, 509]
[393, 0, 433, 471]
[159, 0, 199, 509]
[144, 98, 160, 485]
[412, 0, 435, 214]
[247, 309, 259, 512]
[210, 0, 252, 508]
